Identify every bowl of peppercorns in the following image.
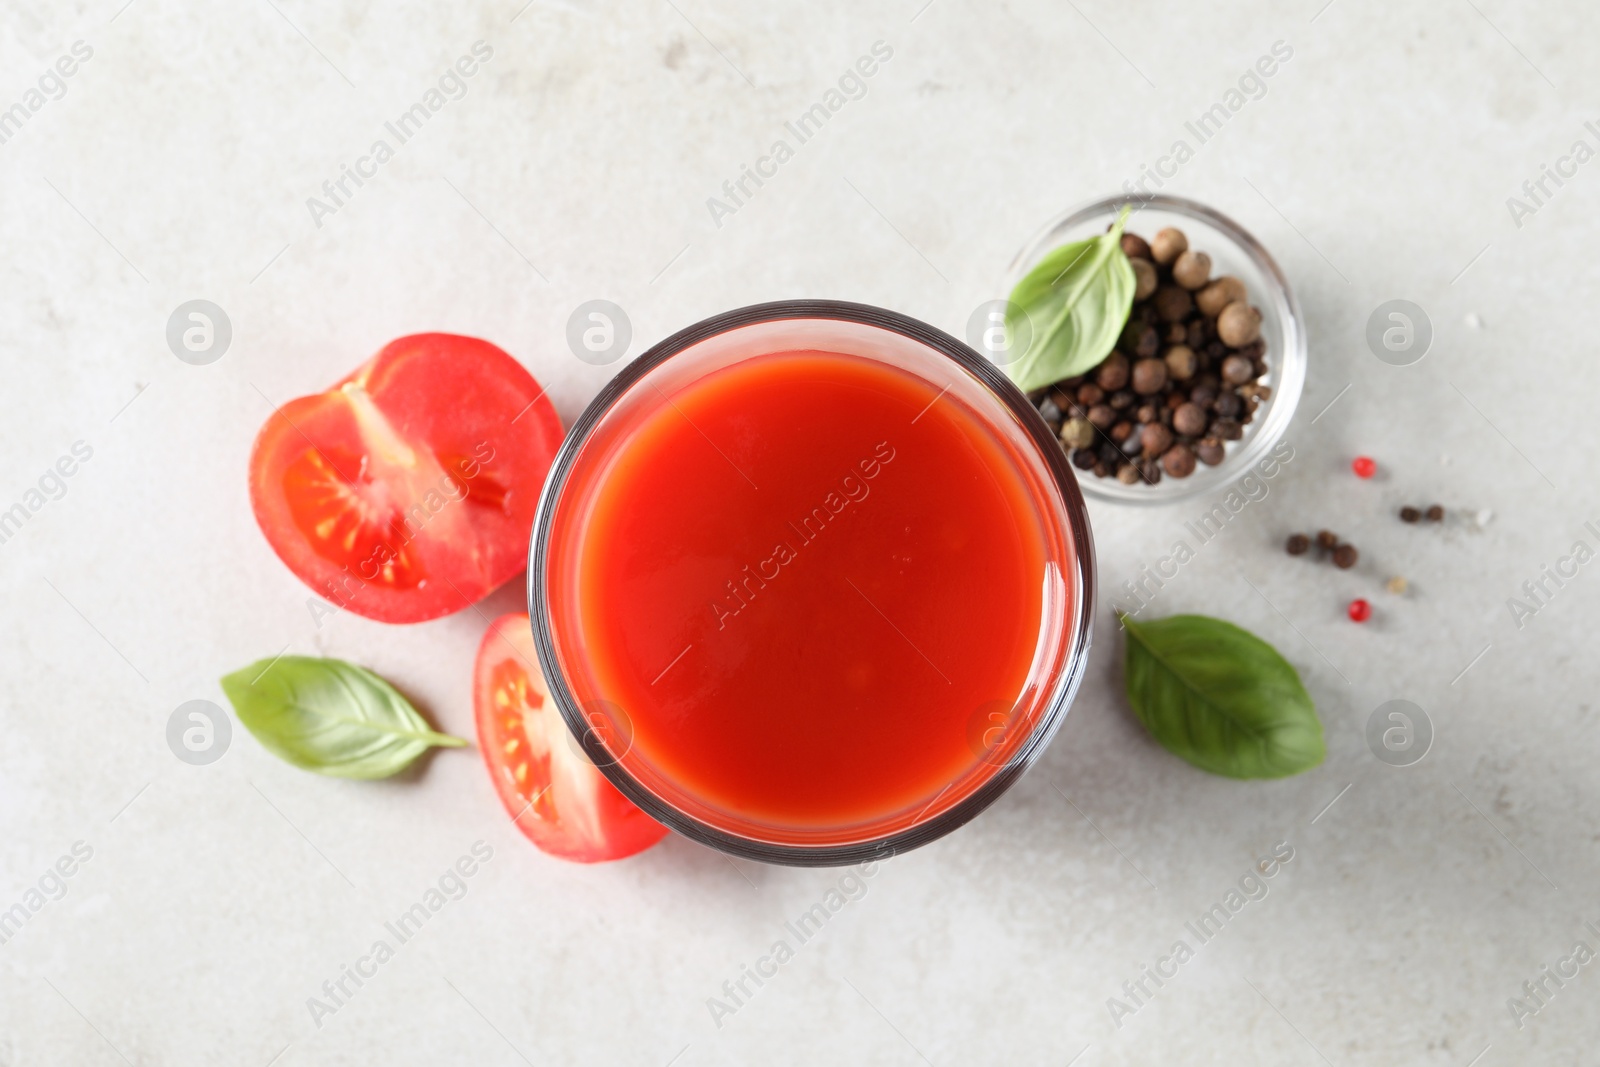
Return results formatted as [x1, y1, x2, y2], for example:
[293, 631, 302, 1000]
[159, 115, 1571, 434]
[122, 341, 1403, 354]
[1004, 194, 1306, 504]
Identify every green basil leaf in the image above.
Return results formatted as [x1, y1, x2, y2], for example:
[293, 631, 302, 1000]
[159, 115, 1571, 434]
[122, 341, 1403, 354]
[1121, 613, 1324, 779]
[220, 655, 466, 779]
[1004, 208, 1136, 393]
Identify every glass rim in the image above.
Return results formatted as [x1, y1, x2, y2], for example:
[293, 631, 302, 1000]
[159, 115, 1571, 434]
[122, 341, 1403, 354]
[526, 299, 1098, 866]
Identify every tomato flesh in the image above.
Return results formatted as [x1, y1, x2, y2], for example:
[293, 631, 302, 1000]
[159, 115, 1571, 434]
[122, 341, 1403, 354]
[473, 614, 669, 862]
[248, 334, 563, 623]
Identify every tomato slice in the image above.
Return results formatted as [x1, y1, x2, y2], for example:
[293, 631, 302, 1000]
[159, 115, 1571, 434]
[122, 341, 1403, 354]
[248, 334, 563, 623]
[473, 613, 669, 863]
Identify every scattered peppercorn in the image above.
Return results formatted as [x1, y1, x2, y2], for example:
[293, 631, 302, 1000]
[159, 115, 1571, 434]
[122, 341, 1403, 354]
[1286, 533, 1310, 555]
[1348, 598, 1371, 623]
[1315, 530, 1338, 550]
[1386, 576, 1408, 595]
[1399, 506, 1420, 523]
[1426, 504, 1444, 521]
[1333, 544, 1358, 569]
[1351, 455, 1376, 479]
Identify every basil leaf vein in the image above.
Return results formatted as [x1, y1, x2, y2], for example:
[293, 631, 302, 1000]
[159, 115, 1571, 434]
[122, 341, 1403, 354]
[1121, 613, 1324, 780]
[220, 655, 466, 779]
[1005, 207, 1137, 393]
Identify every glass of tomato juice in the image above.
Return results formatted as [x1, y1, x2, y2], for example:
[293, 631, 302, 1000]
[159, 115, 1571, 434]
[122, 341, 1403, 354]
[529, 301, 1095, 865]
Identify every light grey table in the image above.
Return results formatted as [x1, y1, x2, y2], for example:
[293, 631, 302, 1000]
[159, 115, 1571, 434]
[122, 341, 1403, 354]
[2, 1, 1596, 1064]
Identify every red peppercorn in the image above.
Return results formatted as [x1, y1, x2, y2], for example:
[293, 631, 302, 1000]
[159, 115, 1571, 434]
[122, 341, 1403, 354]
[1348, 598, 1371, 622]
[1351, 456, 1376, 479]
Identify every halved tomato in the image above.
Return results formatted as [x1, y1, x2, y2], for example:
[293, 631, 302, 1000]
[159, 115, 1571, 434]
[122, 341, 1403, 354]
[473, 613, 669, 863]
[248, 334, 563, 623]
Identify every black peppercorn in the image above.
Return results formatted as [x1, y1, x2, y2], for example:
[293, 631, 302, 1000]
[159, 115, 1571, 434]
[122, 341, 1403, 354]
[1426, 505, 1444, 521]
[1333, 544, 1358, 569]
[1315, 530, 1338, 550]
[1286, 534, 1310, 555]
[1400, 506, 1420, 523]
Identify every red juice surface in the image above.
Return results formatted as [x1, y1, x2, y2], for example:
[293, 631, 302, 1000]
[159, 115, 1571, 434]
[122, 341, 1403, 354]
[549, 349, 1062, 834]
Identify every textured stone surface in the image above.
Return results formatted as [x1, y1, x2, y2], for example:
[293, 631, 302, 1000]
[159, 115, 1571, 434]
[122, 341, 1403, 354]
[1, 1, 1596, 1064]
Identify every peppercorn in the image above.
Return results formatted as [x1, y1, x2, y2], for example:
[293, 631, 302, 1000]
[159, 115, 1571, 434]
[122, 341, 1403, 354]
[1060, 417, 1095, 449]
[1189, 383, 1218, 408]
[1135, 402, 1159, 424]
[1116, 462, 1141, 485]
[1212, 418, 1243, 440]
[1095, 352, 1130, 391]
[1121, 233, 1152, 260]
[1399, 506, 1420, 523]
[1108, 389, 1136, 410]
[1130, 257, 1158, 302]
[1213, 392, 1242, 418]
[1348, 598, 1371, 622]
[1426, 505, 1444, 521]
[1173, 402, 1207, 437]
[1150, 227, 1187, 265]
[1315, 530, 1338, 550]
[1386, 576, 1408, 595]
[1071, 448, 1097, 470]
[1186, 320, 1206, 349]
[1120, 319, 1157, 359]
[1217, 302, 1262, 347]
[1087, 404, 1116, 430]
[1141, 423, 1173, 457]
[1164, 344, 1198, 381]
[1195, 276, 1247, 318]
[1076, 382, 1104, 407]
[1220, 354, 1255, 385]
[1333, 544, 1358, 569]
[1161, 443, 1197, 478]
[1109, 420, 1134, 444]
[1171, 250, 1212, 290]
[1286, 533, 1310, 555]
[1131, 358, 1168, 395]
[1195, 438, 1225, 466]
[1154, 285, 1194, 323]
[1097, 441, 1122, 467]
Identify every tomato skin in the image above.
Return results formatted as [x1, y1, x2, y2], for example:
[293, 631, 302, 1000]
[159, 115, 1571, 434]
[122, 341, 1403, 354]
[248, 335, 563, 623]
[473, 614, 669, 863]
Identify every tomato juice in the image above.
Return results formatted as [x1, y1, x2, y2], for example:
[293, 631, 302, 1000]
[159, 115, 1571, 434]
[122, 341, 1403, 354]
[536, 307, 1091, 859]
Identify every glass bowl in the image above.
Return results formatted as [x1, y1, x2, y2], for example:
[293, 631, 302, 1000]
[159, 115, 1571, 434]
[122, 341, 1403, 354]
[527, 300, 1096, 866]
[1003, 194, 1306, 505]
